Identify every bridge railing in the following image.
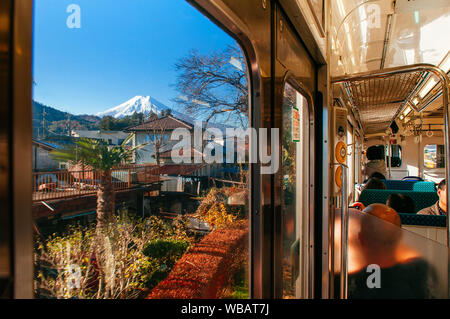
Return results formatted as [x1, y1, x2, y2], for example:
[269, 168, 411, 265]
[32, 164, 160, 202]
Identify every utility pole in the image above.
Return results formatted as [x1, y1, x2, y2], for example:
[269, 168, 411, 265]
[41, 106, 47, 139]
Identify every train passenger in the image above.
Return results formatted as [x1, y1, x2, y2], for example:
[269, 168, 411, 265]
[362, 177, 386, 191]
[353, 178, 387, 209]
[370, 172, 386, 180]
[363, 146, 387, 180]
[347, 204, 437, 299]
[417, 179, 447, 216]
[386, 193, 415, 214]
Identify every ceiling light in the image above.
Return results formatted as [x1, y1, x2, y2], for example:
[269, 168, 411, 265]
[403, 106, 412, 116]
[418, 78, 438, 98]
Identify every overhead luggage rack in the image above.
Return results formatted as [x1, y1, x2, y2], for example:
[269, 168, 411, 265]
[332, 65, 443, 135]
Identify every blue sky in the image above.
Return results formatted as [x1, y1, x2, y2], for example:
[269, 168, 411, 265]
[32, 0, 236, 115]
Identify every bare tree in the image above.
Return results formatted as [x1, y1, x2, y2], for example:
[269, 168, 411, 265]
[147, 118, 168, 166]
[173, 44, 248, 128]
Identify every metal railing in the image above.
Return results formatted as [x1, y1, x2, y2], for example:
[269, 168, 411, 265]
[32, 164, 160, 202]
[331, 163, 349, 299]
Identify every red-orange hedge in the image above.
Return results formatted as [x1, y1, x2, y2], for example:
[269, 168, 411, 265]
[147, 220, 248, 299]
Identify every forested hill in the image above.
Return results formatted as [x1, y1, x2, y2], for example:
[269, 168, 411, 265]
[32, 101, 101, 137]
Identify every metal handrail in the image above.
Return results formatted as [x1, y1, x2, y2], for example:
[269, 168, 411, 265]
[340, 163, 349, 299]
[332, 162, 349, 299]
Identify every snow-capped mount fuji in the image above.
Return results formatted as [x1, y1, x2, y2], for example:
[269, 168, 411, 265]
[96, 95, 234, 132]
[96, 96, 171, 119]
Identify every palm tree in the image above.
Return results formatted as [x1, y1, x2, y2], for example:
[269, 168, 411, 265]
[51, 134, 146, 232]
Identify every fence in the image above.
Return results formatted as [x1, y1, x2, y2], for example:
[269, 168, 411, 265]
[33, 164, 160, 202]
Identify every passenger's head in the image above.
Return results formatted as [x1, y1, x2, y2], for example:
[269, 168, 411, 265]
[386, 193, 415, 214]
[363, 203, 402, 227]
[367, 145, 384, 161]
[359, 204, 402, 254]
[437, 179, 447, 210]
[370, 172, 386, 180]
[362, 177, 386, 191]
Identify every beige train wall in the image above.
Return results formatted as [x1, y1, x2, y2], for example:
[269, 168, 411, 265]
[402, 225, 447, 246]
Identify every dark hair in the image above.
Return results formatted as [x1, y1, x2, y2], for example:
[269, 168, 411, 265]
[370, 172, 386, 180]
[363, 177, 386, 191]
[438, 179, 446, 190]
[367, 145, 385, 161]
[386, 193, 415, 214]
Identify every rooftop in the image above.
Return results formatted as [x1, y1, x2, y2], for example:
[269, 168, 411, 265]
[126, 115, 193, 132]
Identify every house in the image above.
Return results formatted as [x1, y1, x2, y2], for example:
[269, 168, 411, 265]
[126, 115, 196, 164]
[32, 139, 60, 171]
[71, 130, 130, 146]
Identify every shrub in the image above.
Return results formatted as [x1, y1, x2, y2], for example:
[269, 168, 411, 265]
[143, 239, 189, 260]
[142, 239, 189, 289]
[194, 187, 246, 230]
[34, 212, 194, 299]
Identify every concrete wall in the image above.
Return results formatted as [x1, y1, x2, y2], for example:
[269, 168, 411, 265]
[32, 145, 58, 171]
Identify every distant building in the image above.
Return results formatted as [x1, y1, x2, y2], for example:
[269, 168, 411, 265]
[32, 139, 60, 171]
[71, 130, 130, 145]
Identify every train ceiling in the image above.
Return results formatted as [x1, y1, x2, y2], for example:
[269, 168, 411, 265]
[330, 0, 450, 76]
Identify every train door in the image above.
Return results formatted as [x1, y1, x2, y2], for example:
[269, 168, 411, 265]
[273, 6, 316, 299]
[280, 82, 312, 298]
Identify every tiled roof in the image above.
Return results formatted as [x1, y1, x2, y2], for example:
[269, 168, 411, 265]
[159, 147, 204, 159]
[126, 116, 193, 132]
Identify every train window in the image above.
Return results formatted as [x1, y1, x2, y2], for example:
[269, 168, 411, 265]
[281, 82, 310, 299]
[32, 1, 249, 299]
[424, 144, 445, 169]
[387, 145, 402, 168]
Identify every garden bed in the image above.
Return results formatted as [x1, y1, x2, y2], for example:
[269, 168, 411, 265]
[148, 220, 248, 299]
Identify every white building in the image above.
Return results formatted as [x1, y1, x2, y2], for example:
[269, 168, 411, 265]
[32, 139, 59, 171]
[71, 130, 131, 146]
